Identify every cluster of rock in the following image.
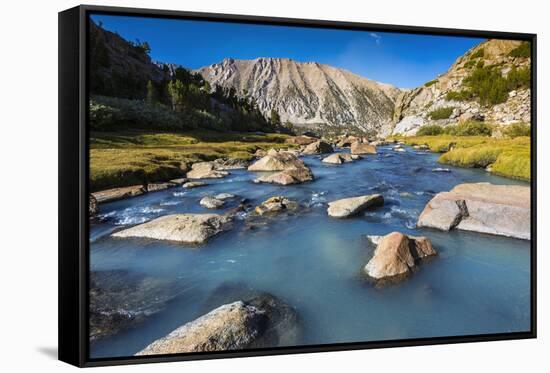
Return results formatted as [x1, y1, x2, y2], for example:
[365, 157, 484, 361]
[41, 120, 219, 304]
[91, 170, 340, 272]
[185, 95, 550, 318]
[249, 150, 314, 185]
[417, 182, 530, 240]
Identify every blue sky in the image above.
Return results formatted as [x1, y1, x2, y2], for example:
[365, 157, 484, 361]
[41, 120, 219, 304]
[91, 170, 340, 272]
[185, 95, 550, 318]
[91, 14, 484, 89]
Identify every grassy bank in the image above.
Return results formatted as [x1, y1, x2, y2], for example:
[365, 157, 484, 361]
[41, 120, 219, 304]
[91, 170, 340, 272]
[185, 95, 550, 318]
[398, 135, 530, 181]
[90, 130, 294, 191]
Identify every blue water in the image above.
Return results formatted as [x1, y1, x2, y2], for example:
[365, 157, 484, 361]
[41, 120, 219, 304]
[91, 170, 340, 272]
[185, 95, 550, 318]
[89, 145, 531, 358]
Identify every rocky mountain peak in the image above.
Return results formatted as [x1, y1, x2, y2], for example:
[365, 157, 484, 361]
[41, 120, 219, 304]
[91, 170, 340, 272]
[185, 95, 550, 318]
[198, 57, 403, 136]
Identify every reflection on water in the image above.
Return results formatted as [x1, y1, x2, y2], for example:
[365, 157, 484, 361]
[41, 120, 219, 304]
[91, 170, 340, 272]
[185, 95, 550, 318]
[90, 145, 530, 358]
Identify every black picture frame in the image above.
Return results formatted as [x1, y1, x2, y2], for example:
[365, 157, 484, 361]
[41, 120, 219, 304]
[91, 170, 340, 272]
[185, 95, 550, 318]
[58, 4, 537, 368]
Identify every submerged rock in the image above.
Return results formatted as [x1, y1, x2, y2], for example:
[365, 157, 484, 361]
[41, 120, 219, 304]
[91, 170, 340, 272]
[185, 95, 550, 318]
[302, 140, 334, 155]
[327, 194, 384, 218]
[255, 196, 299, 215]
[136, 292, 300, 355]
[364, 232, 437, 281]
[92, 185, 146, 204]
[417, 182, 530, 239]
[350, 142, 377, 155]
[187, 162, 229, 179]
[200, 196, 225, 209]
[322, 153, 354, 164]
[112, 213, 231, 244]
[90, 270, 175, 342]
[215, 193, 236, 200]
[182, 181, 206, 189]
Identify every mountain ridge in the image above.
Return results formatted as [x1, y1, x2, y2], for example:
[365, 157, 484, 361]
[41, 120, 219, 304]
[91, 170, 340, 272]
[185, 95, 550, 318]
[197, 57, 404, 136]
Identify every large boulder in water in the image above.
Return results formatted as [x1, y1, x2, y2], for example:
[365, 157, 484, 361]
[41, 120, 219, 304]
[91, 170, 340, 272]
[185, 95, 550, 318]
[417, 182, 530, 240]
[136, 293, 300, 355]
[322, 153, 354, 164]
[350, 142, 377, 155]
[187, 162, 229, 179]
[327, 194, 384, 218]
[302, 140, 334, 155]
[112, 213, 231, 244]
[364, 232, 437, 281]
[90, 270, 175, 342]
[200, 196, 225, 209]
[248, 152, 307, 172]
[255, 167, 314, 185]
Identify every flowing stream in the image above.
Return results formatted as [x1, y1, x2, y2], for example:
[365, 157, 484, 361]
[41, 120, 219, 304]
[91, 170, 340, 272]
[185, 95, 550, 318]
[89, 144, 530, 358]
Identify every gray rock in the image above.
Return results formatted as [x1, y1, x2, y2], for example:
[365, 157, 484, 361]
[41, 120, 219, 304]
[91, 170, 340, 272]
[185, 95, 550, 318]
[255, 196, 299, 215]
[136, 292, 300, 355]
[187, 162, 229, 179]
[322, 153, 354, 164]
[147, 182, 177, 192]
[183, 181, 206, 189]
[92, 185, 146, 204]
[417, 182, 530, 239]
[255, 167, 314, 185]
[89, 194, 98, 217]
[302, 140, 334, 155]
[364, 232, 437, 280]
[200, 196, 225, 209]
[215, 193, 236, 200]
[136, 301, 264, 355]
[214, 158, 250, 170]
[350, 142, 377, 155]
[248, 152, 308, 172]
[112, 213, 231, 244]
[169, 178, 188, 185]
[327, 194, 384, 218]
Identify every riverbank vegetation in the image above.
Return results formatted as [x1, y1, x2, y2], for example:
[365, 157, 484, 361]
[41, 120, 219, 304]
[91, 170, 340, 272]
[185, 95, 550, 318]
[90, 130, 294, 191]
[396, 125, 530, 180]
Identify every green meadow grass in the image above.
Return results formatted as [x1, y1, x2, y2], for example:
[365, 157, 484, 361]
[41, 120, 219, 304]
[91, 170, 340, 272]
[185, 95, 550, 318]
[90, 130, 294, 191]
[398, 135, 530, 181]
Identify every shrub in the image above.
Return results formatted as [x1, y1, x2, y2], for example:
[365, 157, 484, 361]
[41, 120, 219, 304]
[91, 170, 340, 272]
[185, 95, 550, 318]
[428, 107, 454, 120]
[464, 60, 477, 69]
[424, 79, 438, 87]
[416, 125, 444, 136]
[439, 146, 502, 168]
[471, 48, 485, 58]
[502, 123, 531, 138]
[463, 66, 508, 105]
[443, 121, 492, 136]
[506, 66, 531, 91]
[508, 42, 531, 58]
[446, 90, 473, 101]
